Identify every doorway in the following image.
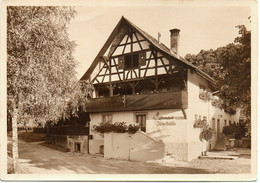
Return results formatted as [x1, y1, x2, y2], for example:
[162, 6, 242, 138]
[74, 142, 81, 152]
[136, 113, 146, 132]
[217, 119, 221, 139]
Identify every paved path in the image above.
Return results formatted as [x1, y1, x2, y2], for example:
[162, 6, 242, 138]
[18, 140, 209, 174]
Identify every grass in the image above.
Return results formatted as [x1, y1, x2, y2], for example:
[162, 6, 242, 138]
[18, 132, 45, 142]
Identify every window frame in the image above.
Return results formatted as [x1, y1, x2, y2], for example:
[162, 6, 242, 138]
[102, 113, 113, 123]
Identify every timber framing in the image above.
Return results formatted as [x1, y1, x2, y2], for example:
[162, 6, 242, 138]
[80, 16, 214, 84]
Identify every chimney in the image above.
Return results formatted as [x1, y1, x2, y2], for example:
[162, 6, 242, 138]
[169, 29, 180, 55]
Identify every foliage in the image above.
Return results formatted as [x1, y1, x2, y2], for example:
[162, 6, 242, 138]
[211, 98, 222, 108]
[185, 25, 251, 119]
[128, 124, 140, 134]
[7, 6, 93, 172]
[93, 122, 140, 134]
[199, 126, 216, 141]
[222, 123, 247, 139]
[222, 124, 237, 136]
[199, 91, 212, 101]
[7, 6, 92, 127]
[234, 133, 242, 140]
[193, 119, 207, 128]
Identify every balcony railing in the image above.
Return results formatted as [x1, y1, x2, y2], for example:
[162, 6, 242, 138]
[86, 90, 187, 113]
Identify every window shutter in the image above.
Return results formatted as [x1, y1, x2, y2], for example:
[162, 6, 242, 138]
[118, 56, 124, 70]
[139, 52, 146, 66]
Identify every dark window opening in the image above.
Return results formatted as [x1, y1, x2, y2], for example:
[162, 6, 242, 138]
[124, 53, 139, 69]
[74, 142, 81, 152]
[113, 83, 133, 96]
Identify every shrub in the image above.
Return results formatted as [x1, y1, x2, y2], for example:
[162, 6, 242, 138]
[222, 125, 237, 136]
[235, 133, 242, 140]
[128, 124, 140, 134]
[93, 122, 139, 134]
[93, 122, 114, 133]
[199, 126, 216, 141]
[223, 123, 246, 138]
[112, 122, 128, 133]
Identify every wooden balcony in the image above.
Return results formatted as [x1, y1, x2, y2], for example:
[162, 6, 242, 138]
[86, 91, 188, 113]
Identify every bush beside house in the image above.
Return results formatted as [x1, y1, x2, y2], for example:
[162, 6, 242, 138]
[222, 123, 248, 148]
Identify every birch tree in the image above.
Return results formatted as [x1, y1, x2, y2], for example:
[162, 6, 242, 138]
[7, 6, 91, 172]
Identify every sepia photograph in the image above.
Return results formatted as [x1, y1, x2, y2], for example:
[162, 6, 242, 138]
[0, 0, 257, 181]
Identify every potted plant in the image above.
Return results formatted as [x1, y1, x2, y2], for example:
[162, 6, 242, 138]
[199, 126, 216, 156]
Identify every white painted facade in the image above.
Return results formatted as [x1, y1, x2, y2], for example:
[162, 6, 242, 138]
[89, 68, 240, 161]
[84, 17, 240, 161]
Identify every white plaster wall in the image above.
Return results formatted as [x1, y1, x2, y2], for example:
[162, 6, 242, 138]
[90, 109, 187, 143]
[187, 69, 240, 151]
[89, 109, 188, 156]
[104, 132, 165, 162]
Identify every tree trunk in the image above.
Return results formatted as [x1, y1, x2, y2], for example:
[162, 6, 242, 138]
[12, 108, 19, 173]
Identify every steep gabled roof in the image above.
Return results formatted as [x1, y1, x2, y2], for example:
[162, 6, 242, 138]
[80, 16, 215, 83]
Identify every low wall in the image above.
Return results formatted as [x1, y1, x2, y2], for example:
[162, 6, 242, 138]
[164, 140, 206, 161]
[67, 135, 89, 153]
[46, 134, 89, 153]
[104, 132, 165, 162]
[89, 139, 104, 154]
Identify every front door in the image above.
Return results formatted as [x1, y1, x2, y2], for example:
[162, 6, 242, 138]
[136, 114, 146, 132]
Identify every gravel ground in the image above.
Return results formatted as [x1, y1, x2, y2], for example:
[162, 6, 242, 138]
[9, 132, 251, 174]
[187, 158, 251, 174]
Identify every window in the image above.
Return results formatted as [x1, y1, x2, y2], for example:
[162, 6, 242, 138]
[125, 53, 139, 69]
[118, 52, 146, 70]
[136, 112, 146, 132]
[224, 120, 227, 126]
[102, 114, 112, 123]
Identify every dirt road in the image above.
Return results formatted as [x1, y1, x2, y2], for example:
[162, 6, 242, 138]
[18, 140, 209, 174]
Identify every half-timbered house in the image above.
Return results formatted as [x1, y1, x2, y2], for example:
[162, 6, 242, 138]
[81, 17, 240, 161]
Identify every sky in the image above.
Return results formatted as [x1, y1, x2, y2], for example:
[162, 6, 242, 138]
[67, 5, 251, 79]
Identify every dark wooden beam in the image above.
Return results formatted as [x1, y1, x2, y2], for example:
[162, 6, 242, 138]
[112, 58, 122, 81]
[143, 51, 153, 77]
[111, 48, 150, 58]
[101, 68, 108, 83]
[92, 63, 106, 82]
[122, 34, 130, 54]
[94, 72, 180, 86]
[134, 32, 143, 50]
[118, 39, 145, 46]
[159, 57, 169, 74]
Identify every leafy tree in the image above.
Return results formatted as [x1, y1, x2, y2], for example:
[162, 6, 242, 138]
[185, 25, 251, 119]
[7, 6, 92, 172]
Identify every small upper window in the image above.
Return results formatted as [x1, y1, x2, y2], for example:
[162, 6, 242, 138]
[125, 53, 139, 69]
[118, 52, 146, 70]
